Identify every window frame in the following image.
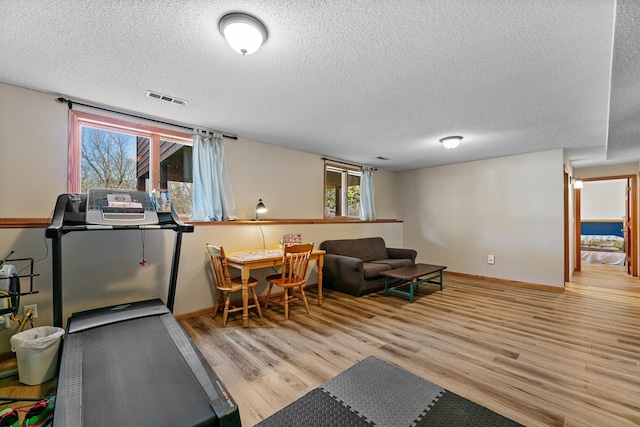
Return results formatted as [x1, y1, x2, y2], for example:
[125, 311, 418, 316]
[67, 110, 192, 193]
[324, 163, 362, 219]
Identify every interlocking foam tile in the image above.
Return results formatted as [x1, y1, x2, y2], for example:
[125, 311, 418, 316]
[256, 356, 524, 427]
[322, 356, 445, 427]
[415, 390, 524, 427]
[256, 387, 373, 427]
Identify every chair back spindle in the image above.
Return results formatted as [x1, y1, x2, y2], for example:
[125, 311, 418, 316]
[263, 243, 314, 320]
[205, 244, 262, 326]
[207, 245, 234, 291]
[280, 244, 313, 285]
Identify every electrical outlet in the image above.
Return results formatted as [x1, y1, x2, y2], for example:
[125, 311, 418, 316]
[24, 304, 38, 319]
[488, 255, 495, 266]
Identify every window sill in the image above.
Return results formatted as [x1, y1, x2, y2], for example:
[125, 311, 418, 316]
[185, 218, 402, 226]
[0, 218, 51, 229]
[0, 218, 402, 229]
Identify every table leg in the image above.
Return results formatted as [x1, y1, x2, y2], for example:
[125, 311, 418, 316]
[410, 279, 415, 303]
[317, 255, 324, 306]
[241, 267, 250, 328]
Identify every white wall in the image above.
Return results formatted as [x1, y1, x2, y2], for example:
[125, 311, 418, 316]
[581, 180, 626, 220]
[576, 163, 639, 179]
[0, 83, 68, 217]
[224, 136, 399, 220]
[398, 149, 566, 287]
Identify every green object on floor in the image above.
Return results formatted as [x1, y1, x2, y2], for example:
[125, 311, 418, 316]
[0, 408, 18, 427]
[23, 396, 54, 427]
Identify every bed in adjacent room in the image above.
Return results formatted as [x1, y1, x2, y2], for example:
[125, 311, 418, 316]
[580, 221, 626, 266]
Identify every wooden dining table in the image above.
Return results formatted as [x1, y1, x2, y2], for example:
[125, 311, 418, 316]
[225, 248, 326, 327]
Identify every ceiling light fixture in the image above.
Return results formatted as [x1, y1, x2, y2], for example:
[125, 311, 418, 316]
[440, 136, 463, 150]
[219, 12, 268, 55]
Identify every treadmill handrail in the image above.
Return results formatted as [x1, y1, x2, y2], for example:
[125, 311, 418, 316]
[45, 192, 193, 328]
[45, 194, 70, 239]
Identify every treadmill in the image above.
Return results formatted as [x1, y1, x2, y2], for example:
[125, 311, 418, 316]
[46, 192, 240, 426]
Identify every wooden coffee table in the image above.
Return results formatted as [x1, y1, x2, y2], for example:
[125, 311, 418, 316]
[380, 263, 447, 303]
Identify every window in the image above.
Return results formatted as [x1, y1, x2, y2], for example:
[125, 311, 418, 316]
[324, 164, 361, 218]
[68, 111, 193, 215]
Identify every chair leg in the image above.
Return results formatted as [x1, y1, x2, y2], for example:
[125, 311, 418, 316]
[212, 292, 223, 319]
[298, 286, 310, 314]
[264, 283, 274, 311]
[222, 292, 232, 327]
[284, 288, 290, 320]
[251, 287, 263, 318]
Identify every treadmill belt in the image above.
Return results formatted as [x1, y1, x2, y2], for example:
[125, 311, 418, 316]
[54, 300, 239, 427]
[82, 316, 213, 426]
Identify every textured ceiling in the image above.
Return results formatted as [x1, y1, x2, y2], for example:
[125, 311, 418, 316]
[1, 0, 637, 172]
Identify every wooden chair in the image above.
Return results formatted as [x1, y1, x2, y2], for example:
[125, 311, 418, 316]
[206, 244, 262, 327]
[264, 242, 314, 320]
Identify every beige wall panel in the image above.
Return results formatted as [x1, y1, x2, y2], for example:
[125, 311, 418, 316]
[398, 149, 566, 287]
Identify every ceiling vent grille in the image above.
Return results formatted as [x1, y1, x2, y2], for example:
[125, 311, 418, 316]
[146, 90, 187, 107]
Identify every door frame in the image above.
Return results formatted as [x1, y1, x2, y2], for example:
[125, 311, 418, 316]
[564, 170, 570, 282]
[573, 174, 638, 277]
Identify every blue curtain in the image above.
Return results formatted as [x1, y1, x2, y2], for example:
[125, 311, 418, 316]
[360, 167, 376, 220]
[191, 131, 238, 221]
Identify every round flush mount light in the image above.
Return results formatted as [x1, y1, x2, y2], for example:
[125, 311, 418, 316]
[439, 136, 463, 150]
[219, 12, 268, 55]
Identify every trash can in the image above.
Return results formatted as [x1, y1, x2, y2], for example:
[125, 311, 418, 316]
[10, 326, 65, 385]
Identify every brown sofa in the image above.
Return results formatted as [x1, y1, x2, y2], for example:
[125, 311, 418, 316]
[319, 237, 417, 296]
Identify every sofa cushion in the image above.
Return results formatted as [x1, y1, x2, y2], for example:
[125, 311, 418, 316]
[320, 237, 388, 262]
[362, 262, 391, 279]
[371, 258, 413, 270]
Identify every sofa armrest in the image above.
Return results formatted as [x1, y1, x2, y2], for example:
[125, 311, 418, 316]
[323, 254, 364, 275]
[322, 254, 366, 293]
[323, 254, 369, 296]
[386, 247, 417, 264]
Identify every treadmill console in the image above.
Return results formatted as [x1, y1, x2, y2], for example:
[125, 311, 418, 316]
[85, 189, 158, 226]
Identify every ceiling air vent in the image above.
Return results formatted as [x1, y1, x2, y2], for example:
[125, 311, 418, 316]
[146, 90, 187, 107]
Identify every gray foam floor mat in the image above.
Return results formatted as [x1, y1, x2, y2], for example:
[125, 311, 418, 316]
[256, 355, 523, 427]
[256, 387, 372, 427]
[322, 356, 444, 426]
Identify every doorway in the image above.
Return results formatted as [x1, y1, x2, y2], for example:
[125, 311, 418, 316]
[573, 175, 637, 278]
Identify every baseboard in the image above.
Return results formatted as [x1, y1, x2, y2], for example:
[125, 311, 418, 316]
[445, 271, 565, 292]
[175, 283, 319, 320]
[174, 307, 215, 321]
[175, 276, 563, 320]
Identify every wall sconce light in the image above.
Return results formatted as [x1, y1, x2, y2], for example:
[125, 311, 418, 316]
[572, 178, 584, 189]
[255, 199, 267, 220]
[440, 136, 463, 150]
[219, 12, 268, 55]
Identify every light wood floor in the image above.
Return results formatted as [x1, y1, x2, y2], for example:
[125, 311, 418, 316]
[182, 264, 640, 427]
